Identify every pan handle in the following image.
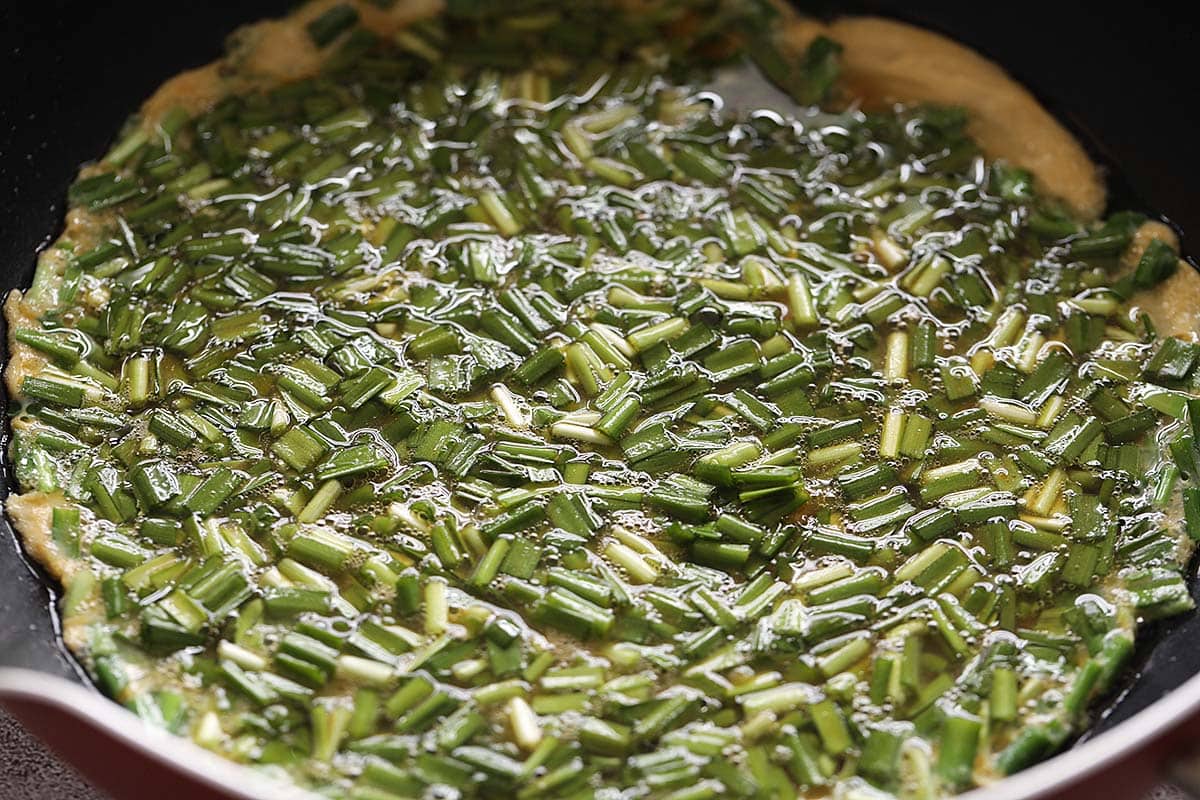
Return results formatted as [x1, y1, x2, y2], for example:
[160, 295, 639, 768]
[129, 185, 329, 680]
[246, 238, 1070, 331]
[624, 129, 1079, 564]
[0, 668, 315, 800]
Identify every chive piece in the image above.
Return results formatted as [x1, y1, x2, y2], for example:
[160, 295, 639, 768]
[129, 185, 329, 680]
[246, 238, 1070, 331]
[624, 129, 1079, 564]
[307, 4, 360, 46]
[182, 468, 241, 515]
[937, 712, 982, 788]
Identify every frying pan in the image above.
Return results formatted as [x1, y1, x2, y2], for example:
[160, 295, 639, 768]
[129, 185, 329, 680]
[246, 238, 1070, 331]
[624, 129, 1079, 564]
[2, 1, 1199, 798]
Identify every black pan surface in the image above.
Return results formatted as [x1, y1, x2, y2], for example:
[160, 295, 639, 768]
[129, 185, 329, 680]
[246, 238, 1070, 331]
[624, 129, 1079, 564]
[1, 0, 1198, 755]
